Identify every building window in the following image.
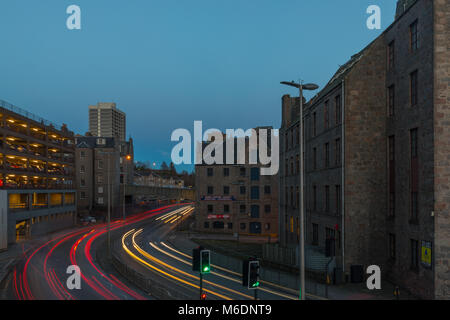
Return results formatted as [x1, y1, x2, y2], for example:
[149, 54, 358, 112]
[388, 40, 395, 70]
[227, 223, 233, 230]
[324, 143, 330, 168]
[98, 160, 103, 169]
[389, 233, 396, 260]
[207, 186, 214, 195]
[285, 159, 289, 177]
[223, 168, 230, 177]
[224, 204, 230, 213]
[204, 222, 209, 228]
[411, 239, 419, 270]
[389, 135, 396, 218]
[290, 157, 294, 175]
[410, 128, 418, 159]
[264, 185, 271, 195]
[296, 155, 299, 174]
[223, 186, 230, 195]
[240, 205, 246, 214]
[313, 147, 317, 170]
[313, 185, 317, 211]
[264, 205, 271, 213]
[207, 205, 213, 213]
[251, 205, 260, 218]
[335, 185, 341, 216]
[325, 186, 330, 213]
[324, 101, 329, 129]
[265, 223, 270, 231]
[80, 191, 86, 199]
[410, 70, 418, 107]
[296, 186, 299, 208]
[312, 223, 319, 245]
[335, 95, 341, 125]
[240, 223, 246, 230]
[97, 197, 104, 205]
[250, 167, 260, 181]
[411, 192, 418, 221]
[335, 138, 341, 166]
[388, 85, 395, 117]
[389, 192, 395, 218]
[312, 112, 317, 136]
[240, 186, 246, 195]
[251, 186, 260, 200]
[80, 179, 86, 187]
[97, 175, 103, 184]
[207, 168, 214, 177]
[410, 20, 418, 53]
[80, 165, 85, 174]
[98, 186, 103, 194]
[290, 216, 294, 233]
[240, 167, 246, 177]
[80, 151, 86, 159]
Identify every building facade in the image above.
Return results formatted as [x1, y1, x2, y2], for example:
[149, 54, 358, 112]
[75, 136, 134, 219]
[279, 0, 450, 299]
[0, 100, 76, 248]
[89, 102, 126, 141]
[195, 129, 279, 237]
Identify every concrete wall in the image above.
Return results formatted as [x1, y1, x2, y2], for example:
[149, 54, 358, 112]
[0, 191, 7, 250]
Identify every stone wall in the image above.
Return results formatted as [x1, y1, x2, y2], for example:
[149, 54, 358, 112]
[433, 0, 450, 300]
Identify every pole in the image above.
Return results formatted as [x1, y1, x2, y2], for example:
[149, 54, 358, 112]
[107, 153, 111, 259]
[299, 85, 305, 300]
[254, 288, 258, 300]
[123, 159, 126, 226]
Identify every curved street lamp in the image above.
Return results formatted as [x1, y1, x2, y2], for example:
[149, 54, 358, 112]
[280, 80, 319, 300]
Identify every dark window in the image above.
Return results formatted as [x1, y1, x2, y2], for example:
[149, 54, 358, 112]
[251, 167, 260, 181]
[264, 205, 271, 213]
[296, 155, 299, 174]
[249, 222, 261, 234]
[411, 192, 418, 221]
[251, 186, 260, 200]
[204, 222, 209, 228]
[240, 204, 246, 214]
[296, 186, 299, 208]
[335, 95, 341, 125]
[389, 192, 396, 218]
[388, 85, 395, 117]
[389, 233, 396, 260]
[223, 186, 230, 195]
[224, 204, 230, 213]
[312, 223, 319, 245]
[313, 186, 317, 211]
[207, 168, 214, 177]
[207, 186, 214, 195]
[313, 147, 317, 170]
[388, 40, 395, 70]
[207, 205, 213, 213]
[324, 143, 330, 168]
[240, 167, 246, 177]
[264, 185, 271, 194]
[410, 70, 418, 107]
[410, 20, 418, 53]
[389, 135, 396, 217]
[312, 112, 317, 137]
[227, 223, 233, 229]
[213, 221, 224, 229]
[290, 157, 294, 175]
[251, 205, 260, 218]
[240, 186, 246, 195]
[336, 185, 341, 215]
[410, 128, 418, 159]
[411, 239, 419, 269]
[265, 223, 270, 231]
[325, 186, 330, 212]
[335, 139, 341, 166]
[223, 168, 230, 177]
[285, 159, 289, 177]
[324, 101, 329, 129]
[240, 223, 246, 230]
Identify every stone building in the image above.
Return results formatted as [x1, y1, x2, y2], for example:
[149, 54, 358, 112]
[279, 0, 450, 299]
[75, 136, 134, 219]
[195, 128, 279, 237]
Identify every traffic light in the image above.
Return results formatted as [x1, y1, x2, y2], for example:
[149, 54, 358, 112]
[192, 247, 201, 272]
[200, 250, 210, 274]
[243, 259, 260, 289]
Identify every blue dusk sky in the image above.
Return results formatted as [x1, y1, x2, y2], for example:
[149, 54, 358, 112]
[0, 1, 397, 172]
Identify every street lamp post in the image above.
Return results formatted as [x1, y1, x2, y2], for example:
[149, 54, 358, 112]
[280, 80, 318, 300]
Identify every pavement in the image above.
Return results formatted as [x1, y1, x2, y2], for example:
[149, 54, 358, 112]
[167, 230, 419, 300]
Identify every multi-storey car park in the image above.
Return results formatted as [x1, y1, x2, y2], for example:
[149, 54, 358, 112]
[0, 100, 76, 250]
